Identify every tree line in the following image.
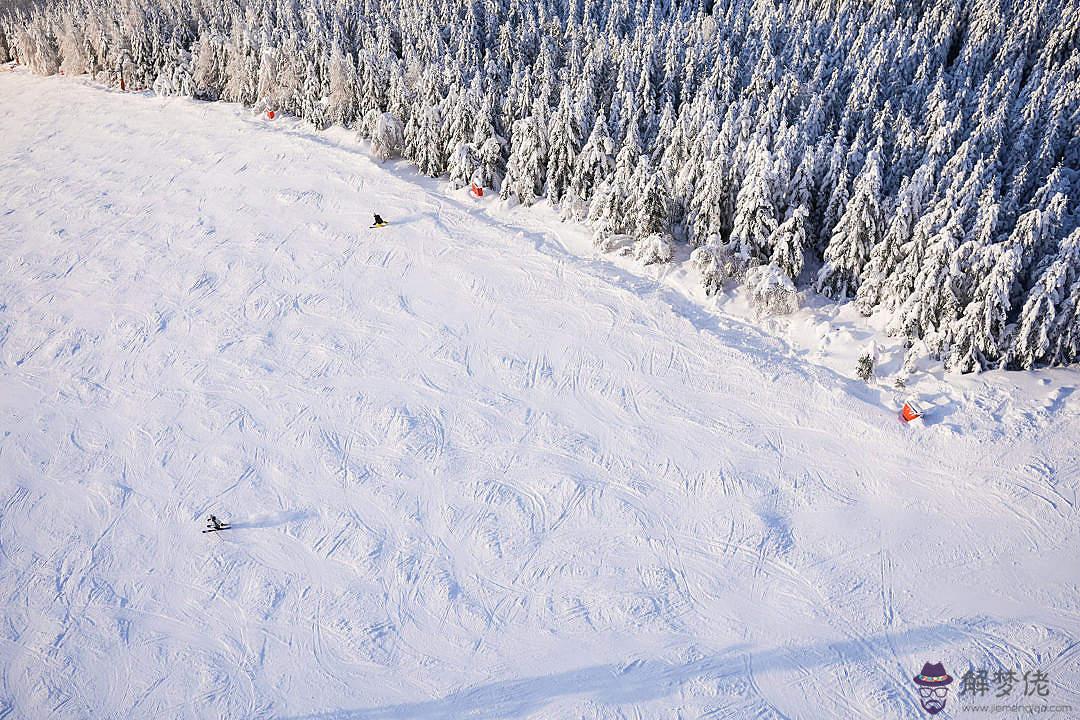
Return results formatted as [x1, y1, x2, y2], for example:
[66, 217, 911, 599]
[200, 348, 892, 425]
[2, 0, 1078, 371]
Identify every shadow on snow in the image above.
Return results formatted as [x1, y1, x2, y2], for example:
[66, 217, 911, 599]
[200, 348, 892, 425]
[281, 623, 968, 719]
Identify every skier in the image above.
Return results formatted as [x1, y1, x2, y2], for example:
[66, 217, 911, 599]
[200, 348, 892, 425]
[207, 514, 226, 531]
[371, 213, 388, 228]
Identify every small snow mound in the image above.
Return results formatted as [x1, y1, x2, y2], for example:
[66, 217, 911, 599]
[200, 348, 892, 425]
[690, 236, 745, 294]
[744, 263, 799, 317]
[633, 233, 674, 266]
[594, 233, 635, 255]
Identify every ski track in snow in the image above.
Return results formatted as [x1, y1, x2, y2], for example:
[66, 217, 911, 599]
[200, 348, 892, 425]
[1, 72, 1079, 719]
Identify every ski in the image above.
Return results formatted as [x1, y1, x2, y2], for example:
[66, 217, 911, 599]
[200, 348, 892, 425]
[369, 223, 389, 229]
[202, 526, 231, 533]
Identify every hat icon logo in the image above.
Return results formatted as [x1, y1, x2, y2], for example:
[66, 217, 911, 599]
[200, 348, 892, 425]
[913, 661, 954, 714]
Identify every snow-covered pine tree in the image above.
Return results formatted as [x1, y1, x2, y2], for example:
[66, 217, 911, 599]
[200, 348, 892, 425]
[412, 103, 448, 177]
[274, 40, 303, 116]
[818, 133, 850, 247]
[447, 142, 479, 190]
[369, 111, 404, 161]
[254, 45, 278, 111]
[946, 186, 1070, 369]
[573, 109, 615, 207]
[856, 351, 874, 381]
[470, 107, 507, 190]
[686, 158, 728, 248]
[356, 49, 387, 116]
[856, 165, 933, 315]
[443, 83, 477, 157]
[891, 210, 965, 354]
[56, 13, 89, 76]
[652, 100, 676, 164]
[631, 155, 675, 263]
[546, 87, 580, 207]
[191, 33, 222, 101]
[475, 135, 507, 190]
[1010, 227, 1080, 368]
[816, 142, 884, 299]
[11, 12, 59, 76]
[946, 240, 1023, 372]
[770, 121, 800, 218]
[730, 138, 778, 266]
[326, 43, 360, 128]
[787, 142, 818, 224]
[635, 157, 669, 238]
[770, 204, 809, 282]
[588, 179, 622, 241]
[222, 24, 257, 106]
[502, 115, 547, 206]
[606, 123, 642, 232]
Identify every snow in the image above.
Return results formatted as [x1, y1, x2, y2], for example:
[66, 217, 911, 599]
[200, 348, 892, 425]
[2, 70, 1079, 718]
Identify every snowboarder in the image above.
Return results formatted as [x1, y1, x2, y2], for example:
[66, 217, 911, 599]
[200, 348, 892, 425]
[371, 213, 388, 228]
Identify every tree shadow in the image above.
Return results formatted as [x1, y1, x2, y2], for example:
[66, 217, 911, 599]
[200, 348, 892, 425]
[280, 623, 970, 719]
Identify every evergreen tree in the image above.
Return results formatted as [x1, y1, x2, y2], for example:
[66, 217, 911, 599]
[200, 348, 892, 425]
[546, 88, 581, 206]
[588, 177, 627, 240]
[56, 13, 89, 76]
[502, 115, 547, 206]
[412, 104, 448, 177]
[326, 44, 360, 128]
[770, 205, 808, 282]
[369, 111, 404, 161]
[191, 33, 222, 101]
[573, 109, 615, 205]
[255, 46, 278, 110]
[475, 135, 508, 191]
[856, 165, 933, 315]
[606, 124, 642, 231]
[448, 142, 480, 190]
[635, 158, 669, 238]
[686, 158, 728, 248]
[816, 143, 884, 299]
[222, 25, 257, 106]
[470, 107, 507, 190]
[947, 241, 1022, 372]
[1010, 228, 1080, 368]
[730, 139, 778, 265]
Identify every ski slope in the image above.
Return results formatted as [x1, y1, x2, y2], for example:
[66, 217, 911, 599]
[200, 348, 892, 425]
[1, 70, 1079, 719]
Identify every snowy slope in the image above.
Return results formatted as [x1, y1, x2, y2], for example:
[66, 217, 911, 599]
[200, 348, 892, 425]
[1, 70, 1079, 719]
